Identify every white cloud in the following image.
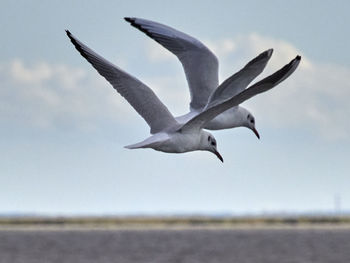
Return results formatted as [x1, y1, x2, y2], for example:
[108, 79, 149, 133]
[142, 75, 190, 116]
[10, 59, 53, 84]
[0, 60, 133, 131]
[146, 41, 174, 62]
[205, 38, 236, 58]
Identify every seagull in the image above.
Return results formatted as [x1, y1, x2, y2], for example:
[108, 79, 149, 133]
[66, 30, 300, 162]
[125, 17, 298, 139]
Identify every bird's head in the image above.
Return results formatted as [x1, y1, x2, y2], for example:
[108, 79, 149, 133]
[233, 107, 260, 139]
[201, 131, 223, 162]
[245, 112, 260, 139]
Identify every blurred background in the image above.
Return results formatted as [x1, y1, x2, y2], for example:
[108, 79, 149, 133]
[1, 0, 349, 217]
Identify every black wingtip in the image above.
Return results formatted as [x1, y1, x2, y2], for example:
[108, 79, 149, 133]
[296, 55, 301, 60]
[65, 30, 75, 43]
[259, 48, 273, 59]
[124, 17, 133, 23]
[64, 30, 89, 62]
[266, 48, 274, 57]
[124, 17, 161, 45]
[244, 48, 274, 69]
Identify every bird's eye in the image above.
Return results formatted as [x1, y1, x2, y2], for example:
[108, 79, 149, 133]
[251, 119, 254, 124]
[211, 141, 216, 146]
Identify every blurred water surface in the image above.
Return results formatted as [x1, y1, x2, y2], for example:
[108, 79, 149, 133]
[0, 228, 350, 263]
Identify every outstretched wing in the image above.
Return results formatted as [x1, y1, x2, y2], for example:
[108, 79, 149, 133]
[125, 17, 219, 111]
[180, 55, 301, 131]
[66, 30, 178, 134]
[205, 49, 273, 109]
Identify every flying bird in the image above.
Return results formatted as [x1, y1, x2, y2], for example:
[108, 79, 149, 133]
[66, 28, 300, 162]
[125, 17, 299, 139]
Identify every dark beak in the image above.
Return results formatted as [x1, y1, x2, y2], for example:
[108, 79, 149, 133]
[252, 127, 260, 139]
[213, 150, 224, 163]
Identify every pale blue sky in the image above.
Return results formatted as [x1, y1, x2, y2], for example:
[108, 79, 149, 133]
[1, 0, 349, 215]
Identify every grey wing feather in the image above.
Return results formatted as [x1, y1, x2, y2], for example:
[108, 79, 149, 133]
[180, 55, 301, 131]
[125, 17, 219, 111]
[205, 49, 273, 109]
[66, 30, 178, 134]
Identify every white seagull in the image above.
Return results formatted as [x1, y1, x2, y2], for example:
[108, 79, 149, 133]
[66, 30, 300, 162]
[125, 17, 299, 139]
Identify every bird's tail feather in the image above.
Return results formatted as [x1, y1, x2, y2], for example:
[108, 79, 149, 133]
[124, 133, 170, 150]
[124, 141, 147, 149]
